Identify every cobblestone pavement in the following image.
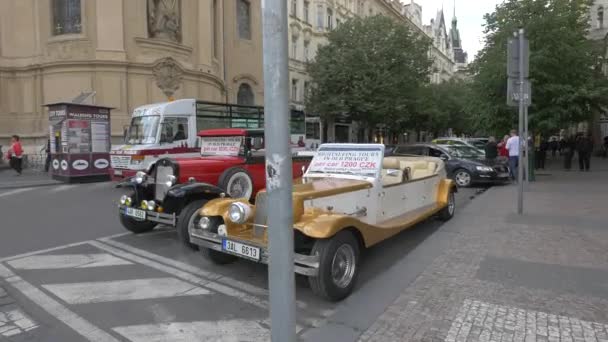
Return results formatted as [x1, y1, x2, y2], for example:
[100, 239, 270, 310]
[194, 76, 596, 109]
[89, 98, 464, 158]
[359, 164, 608, 342]
[0, 286, 38, 340]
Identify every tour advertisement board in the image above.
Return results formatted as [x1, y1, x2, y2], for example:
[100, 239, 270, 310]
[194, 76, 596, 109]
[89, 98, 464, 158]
[45, 102, 113, 182]
[306, 144, 384, 178]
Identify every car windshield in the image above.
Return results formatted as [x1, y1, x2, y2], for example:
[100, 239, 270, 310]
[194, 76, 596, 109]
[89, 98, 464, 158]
[125, 116, 160, 144]
[445, 145, 485, 159]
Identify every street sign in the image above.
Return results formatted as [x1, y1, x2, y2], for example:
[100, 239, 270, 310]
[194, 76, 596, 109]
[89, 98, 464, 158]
[507, 36, 529, 78]
[507, 78, 531, 107]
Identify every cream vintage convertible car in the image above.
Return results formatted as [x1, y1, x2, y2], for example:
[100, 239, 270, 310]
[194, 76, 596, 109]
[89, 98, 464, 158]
[189, 144, 457, 301]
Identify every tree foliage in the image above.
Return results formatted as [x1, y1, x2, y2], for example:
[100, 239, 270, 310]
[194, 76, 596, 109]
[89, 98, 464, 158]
[471, 0, 608, 135]
[306, 16, 433, 132]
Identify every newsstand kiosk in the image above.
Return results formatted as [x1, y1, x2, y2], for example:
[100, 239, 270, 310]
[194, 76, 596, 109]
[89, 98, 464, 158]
[45, 102, 113, 183]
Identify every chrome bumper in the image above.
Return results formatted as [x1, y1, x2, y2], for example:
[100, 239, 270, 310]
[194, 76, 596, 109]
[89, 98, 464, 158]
[190, 229, 320, 277]
[118, 205, 177, 226]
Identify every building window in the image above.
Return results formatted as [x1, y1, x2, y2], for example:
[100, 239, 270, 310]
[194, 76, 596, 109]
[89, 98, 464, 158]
[237, 0, 251, 40]
[291, 79, 299, 101]
[303, 81, 310, 100]
[52, 0, 82, 35]
[317, 5, 324, 30]
[598, 6, 604, 29]
[291, 0, 297, 17]
[304, 1, 310, 23]
[212, 0, 219, 58]
[304, 41, 310, 60]
[291, 36, 298, 59]
[237, 83, 255, 105]
[327, 8, 333, 30]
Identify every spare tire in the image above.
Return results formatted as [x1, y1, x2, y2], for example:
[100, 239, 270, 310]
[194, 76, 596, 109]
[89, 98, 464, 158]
[218, 168, 254, 199]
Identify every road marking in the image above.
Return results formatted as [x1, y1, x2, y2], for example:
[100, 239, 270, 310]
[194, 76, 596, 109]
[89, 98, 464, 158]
[0, 263, 120, 342]
[113, 320, 270, 342]
[48, 184, 77, 193]
[99, 238, 269, 297]
[0, 188, 34, 199]
[8, 253, 133, 270]
[42, 277, 210, 304]
[0, 241, 91, 263]
[89, 241, 269, 309]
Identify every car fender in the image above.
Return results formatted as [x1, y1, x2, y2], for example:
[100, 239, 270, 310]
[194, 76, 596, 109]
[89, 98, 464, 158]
[162, 182, 227, 214]
[437, 178, 457, 205]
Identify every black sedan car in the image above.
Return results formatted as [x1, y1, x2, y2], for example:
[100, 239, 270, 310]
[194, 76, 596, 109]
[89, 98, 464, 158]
[393, 143, 510, 187]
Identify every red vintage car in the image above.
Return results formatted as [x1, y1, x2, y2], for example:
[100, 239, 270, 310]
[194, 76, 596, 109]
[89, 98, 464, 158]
[117, 128, 311, 247]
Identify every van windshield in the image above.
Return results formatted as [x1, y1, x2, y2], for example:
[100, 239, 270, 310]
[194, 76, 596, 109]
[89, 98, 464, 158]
[125, 116, 160, 144]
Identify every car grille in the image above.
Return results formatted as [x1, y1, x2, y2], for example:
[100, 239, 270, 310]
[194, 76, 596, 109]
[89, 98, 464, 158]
[155, 164, 174, 201]
[111, 155, 131, 169]
[253, 192, 268, 238]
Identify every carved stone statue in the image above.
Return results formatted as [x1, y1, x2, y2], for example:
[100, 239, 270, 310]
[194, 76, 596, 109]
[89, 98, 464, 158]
[147, 0, 181, 42]
[153, 57, 183, 98]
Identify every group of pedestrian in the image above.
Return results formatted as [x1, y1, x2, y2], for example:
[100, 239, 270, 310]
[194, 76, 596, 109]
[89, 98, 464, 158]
[485, 130, 521, 181]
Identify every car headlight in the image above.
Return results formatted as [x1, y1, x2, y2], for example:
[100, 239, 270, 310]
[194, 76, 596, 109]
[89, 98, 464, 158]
[199, 216, 211, 230]
[125, 197, 132, 206]
[476, 166, 494, 172]
[146, 201, 156, 211]
[141, 200, 148, 210]
[120, 195, 127, 205]
[228, 202, 251, 224]
[134, 171, 147, 184]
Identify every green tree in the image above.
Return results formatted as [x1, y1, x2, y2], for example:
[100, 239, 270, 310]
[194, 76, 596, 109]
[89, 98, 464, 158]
[306, 16, 433, 140]
[471, 0, 608, 135]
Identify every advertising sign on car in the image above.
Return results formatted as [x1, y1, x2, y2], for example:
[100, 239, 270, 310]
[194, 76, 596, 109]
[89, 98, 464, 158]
[200, 137, 243, 156]
[306, 144, 383, 178]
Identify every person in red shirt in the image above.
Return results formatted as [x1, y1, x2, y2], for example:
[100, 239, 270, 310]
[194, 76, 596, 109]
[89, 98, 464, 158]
[497, 134, 509, 160]
[7, 135, 23, 175]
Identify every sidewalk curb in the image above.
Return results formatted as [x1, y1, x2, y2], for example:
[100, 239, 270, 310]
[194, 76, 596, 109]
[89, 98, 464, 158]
[300, 187, 500, 342]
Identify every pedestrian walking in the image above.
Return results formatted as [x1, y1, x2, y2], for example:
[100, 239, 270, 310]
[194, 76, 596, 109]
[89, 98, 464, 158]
[550, 137, 558, 158]
[535, 134, 548, 170]
[43, 138, 51, 172]
[497, 135, 509, 163]
[6, 135, 23, 175]
[506, 130, 520, 181]
[576, 132, 593, 171]
[485, 136, 498, 165]
[563, 136, 575, 171]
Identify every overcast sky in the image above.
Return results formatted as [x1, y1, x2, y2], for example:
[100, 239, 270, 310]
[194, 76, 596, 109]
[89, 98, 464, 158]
[417, 0, 503, 61]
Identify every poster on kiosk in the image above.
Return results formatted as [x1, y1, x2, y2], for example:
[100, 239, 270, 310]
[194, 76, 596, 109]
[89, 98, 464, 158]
[44, 102, 113, 183]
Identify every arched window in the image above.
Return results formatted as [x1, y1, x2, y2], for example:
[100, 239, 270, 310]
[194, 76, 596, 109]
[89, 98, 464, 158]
[598, 6, 604, 29]
[52, 0, 81, 35]
[237, 83, 255, 106]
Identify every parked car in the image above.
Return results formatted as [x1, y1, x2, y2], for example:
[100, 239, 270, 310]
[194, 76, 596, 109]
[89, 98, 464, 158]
[116, 128, 312, 247]
[189, 143, 457, 301]
[393, 143, 510, 187]
[432, 137, 485, 154]
[465, 138, 489, 150]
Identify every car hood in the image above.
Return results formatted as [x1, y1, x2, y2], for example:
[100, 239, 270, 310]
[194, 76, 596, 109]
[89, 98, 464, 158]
[291, 178, 373, 200]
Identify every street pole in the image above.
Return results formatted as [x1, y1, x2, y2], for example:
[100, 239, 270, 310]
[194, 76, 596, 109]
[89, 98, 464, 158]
[517, 28, 525, 214]
[261, 0, 297, 341]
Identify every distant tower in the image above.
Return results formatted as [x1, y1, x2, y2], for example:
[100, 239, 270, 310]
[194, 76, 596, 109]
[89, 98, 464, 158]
[450, 0, 468, 64]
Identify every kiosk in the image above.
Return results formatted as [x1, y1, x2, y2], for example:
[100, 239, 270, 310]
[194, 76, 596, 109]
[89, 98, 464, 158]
[45, 102, 113, 183]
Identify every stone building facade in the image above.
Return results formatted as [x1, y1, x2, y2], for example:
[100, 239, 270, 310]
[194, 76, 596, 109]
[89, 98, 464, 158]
[588, 0, 608, 146]
[0, 0, 264, 148]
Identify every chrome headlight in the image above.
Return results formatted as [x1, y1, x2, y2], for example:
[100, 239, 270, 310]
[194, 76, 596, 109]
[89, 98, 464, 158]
[146, 201, 156, 211]
[476, 166, 494, 172]
[228, 202, 251, 224]
[141, 200, 148, 210]
[134, 171, 147, 184]
[120, 195, 127, 205]
[125, 197, 132, 206]
[199, 216, 211, 230]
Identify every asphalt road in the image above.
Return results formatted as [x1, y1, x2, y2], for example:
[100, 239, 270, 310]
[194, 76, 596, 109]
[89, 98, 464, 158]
[0, 182, 481, 341]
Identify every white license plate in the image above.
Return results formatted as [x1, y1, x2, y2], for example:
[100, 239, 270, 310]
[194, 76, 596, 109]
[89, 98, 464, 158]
[222, 239, 260, 261]
[114, 169, 123, 176]
[125, 207, 146, 220]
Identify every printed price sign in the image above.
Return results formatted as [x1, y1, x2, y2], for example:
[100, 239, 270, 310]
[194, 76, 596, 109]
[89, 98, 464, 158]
[308, 146, 383, 177]
[201, 136, 243, 156]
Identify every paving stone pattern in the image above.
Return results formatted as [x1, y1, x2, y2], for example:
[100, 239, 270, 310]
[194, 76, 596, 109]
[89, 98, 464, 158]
[359, 171, 608, 342]
[0, 286, 38, 339]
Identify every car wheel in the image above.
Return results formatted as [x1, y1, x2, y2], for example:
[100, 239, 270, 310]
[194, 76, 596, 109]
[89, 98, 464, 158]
[308, 231, 360, 302]
[438, 190, 456, 221]
[219, 168, 254, 199]
[202, 248, 238, 265]
[176, 199, 207, 250]
[453, 169, 472, 187]
[118, 192, 157, 234]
